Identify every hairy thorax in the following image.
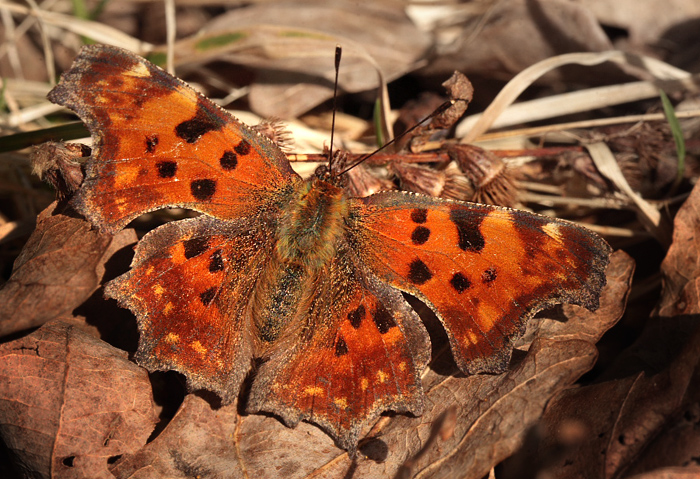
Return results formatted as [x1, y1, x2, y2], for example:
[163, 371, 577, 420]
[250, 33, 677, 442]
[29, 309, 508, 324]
[252, 177, 350, 346]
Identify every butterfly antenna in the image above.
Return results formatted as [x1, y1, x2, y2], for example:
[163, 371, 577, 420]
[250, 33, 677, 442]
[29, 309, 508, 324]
[328, 45, 342, 178]
[336, 100, 453, 177]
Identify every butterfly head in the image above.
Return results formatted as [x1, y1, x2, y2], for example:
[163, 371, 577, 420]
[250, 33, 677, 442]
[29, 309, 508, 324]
[313, 162, 349, 191]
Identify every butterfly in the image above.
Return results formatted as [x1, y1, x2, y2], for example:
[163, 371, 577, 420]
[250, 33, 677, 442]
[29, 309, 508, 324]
[47, 44, 611, 451]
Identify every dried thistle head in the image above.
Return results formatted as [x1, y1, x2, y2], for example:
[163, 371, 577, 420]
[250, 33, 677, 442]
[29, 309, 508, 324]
[390, 161, 446, 198]
[30, 141, 88, 200]
[441, 163, 475, 202]
[448, 144, 517, 207]
[603, 122, 678, 196]
[253, 118, 294, 152]
[345, 162, 395, 197]
[326, 148, 393, 198]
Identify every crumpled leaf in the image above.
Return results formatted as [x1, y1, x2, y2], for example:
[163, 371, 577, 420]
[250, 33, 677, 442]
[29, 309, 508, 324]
[654, 176, 700, 318]
[105, 250, 630, 478]
[0, 320, 157, 479]
[0, 201, 137, 337]
[627, 467, 700, 479]
[531, 318, 700, 479]
[112, 394, 345, 479]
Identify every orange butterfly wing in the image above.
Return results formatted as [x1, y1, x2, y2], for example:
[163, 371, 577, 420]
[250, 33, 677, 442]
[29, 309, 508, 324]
[350, 192, 611, 374]
[48, 45, 299, 234]
[104, 216, 273, 399]
[247, 249, 430, 450]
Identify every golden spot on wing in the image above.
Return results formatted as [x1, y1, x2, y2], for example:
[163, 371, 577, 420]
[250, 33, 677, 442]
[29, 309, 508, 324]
[191, 340, 207, 355]
[360, 378, 369, 391]
[114, 165, 141, 189]
[333, 397, 348, 409]
[541, 222, 563, 240]
[376, 370, 388, 384]
[125, 61, 151, 78]
[163, 302, 174, 314]
[153, 284, 165, 295]
[304, 386, 324, 396]
[466, 330, 479, 345]
[93, 94, 110, 105]
[398, 361, 407, 372]
[165, 332, 179, 343]
[145, 266, 155, 276]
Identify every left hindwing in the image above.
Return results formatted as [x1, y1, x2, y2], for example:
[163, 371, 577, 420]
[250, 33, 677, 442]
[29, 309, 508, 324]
[104, 215, 272, 402]
[349, 191, 611, 375]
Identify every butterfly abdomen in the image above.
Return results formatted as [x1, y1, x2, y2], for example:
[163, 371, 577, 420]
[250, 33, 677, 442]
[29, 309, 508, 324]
[252, 178, 350, 347]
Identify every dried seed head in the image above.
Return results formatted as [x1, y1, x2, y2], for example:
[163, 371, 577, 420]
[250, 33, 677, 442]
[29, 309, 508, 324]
[253, 118, 294, 151]
[441, 163, 475, 202]
[390, 162, 446, 198]
[345, 162, 394, 197]
[448, 144, 517, 206]
[30, 141, 88, 200]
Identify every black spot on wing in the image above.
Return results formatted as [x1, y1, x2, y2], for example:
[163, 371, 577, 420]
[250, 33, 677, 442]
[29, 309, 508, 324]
[235, 140, 251, 156]
[410, 208, 428, 224]
[175, 104, 225, 143]
[411, 226, 430, 245]
[219, 151, 237, 170]
[145, 135, 159, 153]
[190, 179, 216, 201]
[482, 267, 497, 284]
[408, 258, 433, 285]
[183, 237, 209, 259]
[348, 304, 365, 329]
[156, 161, 177, 178]
[334, 336, 348, 356]
[200, 287, 216, 306]
[209, 249, 224, 272]
[372, 303, 396, 334]
[450, 272, 471, 293]
[450, 208, 485, 252]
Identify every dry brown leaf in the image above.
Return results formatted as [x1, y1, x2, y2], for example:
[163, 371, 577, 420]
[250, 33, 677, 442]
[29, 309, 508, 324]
[111, 395, 247, 479]
[654, 179, 700, 318]
[627, 467, 700, 479]
[0, 320, 157, 479]
[532, 323, 700, 479]
[0, 201, 136, 337]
